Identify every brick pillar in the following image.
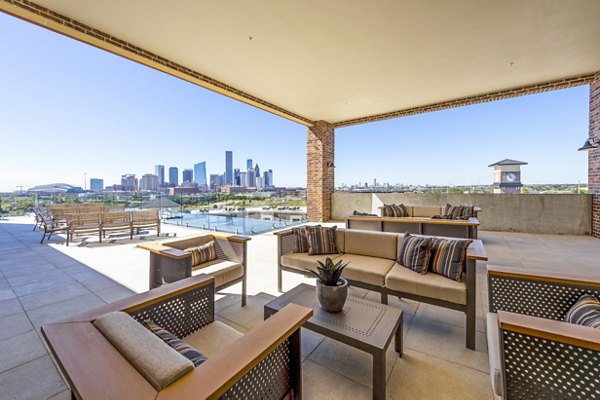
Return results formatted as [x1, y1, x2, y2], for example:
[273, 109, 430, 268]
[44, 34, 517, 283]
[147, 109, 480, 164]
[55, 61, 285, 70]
[307, 121, 335, 222]
[589, 75, 600, 238]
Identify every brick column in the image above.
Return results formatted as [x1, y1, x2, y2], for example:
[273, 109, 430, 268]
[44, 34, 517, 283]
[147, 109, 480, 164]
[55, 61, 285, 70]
[589, 74, 600, 238]
[307, 121, 335, 222]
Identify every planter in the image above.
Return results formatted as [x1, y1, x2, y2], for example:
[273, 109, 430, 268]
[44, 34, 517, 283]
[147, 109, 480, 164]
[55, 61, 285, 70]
[316, 278, 348, 313]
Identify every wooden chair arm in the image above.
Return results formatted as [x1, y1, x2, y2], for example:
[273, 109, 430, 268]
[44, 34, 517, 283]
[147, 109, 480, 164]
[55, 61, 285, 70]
[466, 240, 487, 261]
[57, 275, 215, 323]
[488, 265, 600, 288]
[273, 229, 293, 236]
[157, 303, 313, 400]
[498, 310, 600, 351]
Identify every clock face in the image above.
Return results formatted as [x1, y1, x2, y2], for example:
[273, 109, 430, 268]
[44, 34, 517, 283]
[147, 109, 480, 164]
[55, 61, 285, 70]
[505, 173, 516, 182]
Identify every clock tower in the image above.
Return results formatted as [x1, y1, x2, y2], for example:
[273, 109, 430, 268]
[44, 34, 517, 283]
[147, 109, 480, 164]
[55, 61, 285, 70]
[488, 159, 528, 194]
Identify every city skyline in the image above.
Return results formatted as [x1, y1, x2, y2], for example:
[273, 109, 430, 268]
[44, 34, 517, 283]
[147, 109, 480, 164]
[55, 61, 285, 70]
[0, 12, 590, 193]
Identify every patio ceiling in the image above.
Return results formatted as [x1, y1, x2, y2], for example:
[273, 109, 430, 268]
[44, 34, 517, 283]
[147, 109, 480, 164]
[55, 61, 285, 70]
[2, 0, 600, 127]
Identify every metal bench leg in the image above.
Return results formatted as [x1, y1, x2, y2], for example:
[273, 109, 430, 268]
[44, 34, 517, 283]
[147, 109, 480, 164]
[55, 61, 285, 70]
[372, 350, 386, 400]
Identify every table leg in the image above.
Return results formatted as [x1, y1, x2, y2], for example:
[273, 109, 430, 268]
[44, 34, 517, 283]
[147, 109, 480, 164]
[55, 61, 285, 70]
[372, 351, 386, 400]
[395, 316, 403, 357]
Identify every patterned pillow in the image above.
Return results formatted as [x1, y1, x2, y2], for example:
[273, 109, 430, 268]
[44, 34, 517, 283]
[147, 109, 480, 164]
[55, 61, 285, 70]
[444, 204, 474, 220]
[307, 225, 339, 255]
[380, 204, 395, 217]
[292, 225, 314, 253]
[353, 210, 377, 216]
[429, 238, 473, 281]
[189, 241, 218, 266]
[397, 233, 433, 274]
[565, 294, 600, 329]
[145, 320, 208, 367]
[381, 204, 408, 217]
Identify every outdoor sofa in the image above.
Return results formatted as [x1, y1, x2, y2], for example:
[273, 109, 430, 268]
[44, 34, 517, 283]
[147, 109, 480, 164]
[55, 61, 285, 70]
[276, 227, 487, 349]
[486, 265, 600, 399]
[41, 275, 312, 400]
[138, 233, 250, 306]
[345, 204, 481, 239]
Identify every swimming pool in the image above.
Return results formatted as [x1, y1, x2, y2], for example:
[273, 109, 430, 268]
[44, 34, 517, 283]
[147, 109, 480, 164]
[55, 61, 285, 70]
[162, 212, 305, 235]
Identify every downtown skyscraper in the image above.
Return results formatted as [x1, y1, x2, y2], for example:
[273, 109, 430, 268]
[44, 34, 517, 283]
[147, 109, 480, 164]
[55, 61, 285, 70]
[225, 151, 233, 185]
[194, 162, 207, 190]
[155, 165, 165, 187]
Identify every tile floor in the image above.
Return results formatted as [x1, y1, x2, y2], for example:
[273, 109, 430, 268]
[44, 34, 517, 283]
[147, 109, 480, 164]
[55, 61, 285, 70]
[0, 215, 599, 399]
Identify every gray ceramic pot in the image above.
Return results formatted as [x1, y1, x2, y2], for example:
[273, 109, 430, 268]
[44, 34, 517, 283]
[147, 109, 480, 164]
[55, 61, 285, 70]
[316, 278, 348, 313]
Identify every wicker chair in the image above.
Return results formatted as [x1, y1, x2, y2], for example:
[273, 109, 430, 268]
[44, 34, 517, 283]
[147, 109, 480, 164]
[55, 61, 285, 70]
[42, 275, 311, 400]
[487, 265, 600, 399]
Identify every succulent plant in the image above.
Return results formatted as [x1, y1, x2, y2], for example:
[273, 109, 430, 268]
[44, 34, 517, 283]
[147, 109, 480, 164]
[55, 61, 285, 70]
[306, 257, 349, 286]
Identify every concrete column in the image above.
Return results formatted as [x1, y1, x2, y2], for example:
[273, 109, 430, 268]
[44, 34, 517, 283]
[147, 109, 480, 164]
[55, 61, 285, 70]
[307, 121, 335, 222]
[589, 75, 600, 238]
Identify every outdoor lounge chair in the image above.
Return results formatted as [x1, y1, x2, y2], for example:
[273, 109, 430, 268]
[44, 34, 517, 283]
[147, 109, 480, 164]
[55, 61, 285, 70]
[39, 212, 68, 244]
[487, 265, 600, 399]
[41, 275, 312, 400]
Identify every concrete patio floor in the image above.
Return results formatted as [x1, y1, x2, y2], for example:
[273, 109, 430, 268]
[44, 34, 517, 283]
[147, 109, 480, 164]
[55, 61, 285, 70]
[1, 215, 599, 399]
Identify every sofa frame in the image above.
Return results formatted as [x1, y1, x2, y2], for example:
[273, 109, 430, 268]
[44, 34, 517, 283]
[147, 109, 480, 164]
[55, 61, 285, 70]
[41, 275, 313, 400]
[487, 265, 600, 399]
[275, 228, 487, 349]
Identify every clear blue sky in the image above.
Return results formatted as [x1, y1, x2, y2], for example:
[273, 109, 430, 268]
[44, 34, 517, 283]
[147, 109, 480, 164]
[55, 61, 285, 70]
[0, 12, 590, 192]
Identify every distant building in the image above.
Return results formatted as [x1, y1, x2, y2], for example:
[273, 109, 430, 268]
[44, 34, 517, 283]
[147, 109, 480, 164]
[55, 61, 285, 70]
[194, 162, 207, 191]
[209, 174, 223, 192]
[225, 151, 233, 185]
[27, 183, 83, 195]
[222, 186, 249, 194]
[239, 171, 247, 187]
[90, 178, 104, 191]
[234, 168, 241, 186]
[489, 159, 528, 194]
[169, 167, 178, 186]
[169, 186, 199, 195]
[155, 165, 165, 187]
[140, 174, 159, 191]
[256, 176, 263, 190]
[246, 159, 253, 170]
[182, 168, 193, 183]
[121, 174, 138, 191]
[263, 169, 273, 188]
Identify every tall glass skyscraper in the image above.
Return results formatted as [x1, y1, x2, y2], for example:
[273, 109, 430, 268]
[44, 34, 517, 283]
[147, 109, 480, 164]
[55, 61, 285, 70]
[182, 169, 193, 183]
[194, 162, 207, 190]
[155, 165, 165, 187]
[246, 159, 253, 170]
[225, 151, 233, 185]
[169, 167, 178, 186]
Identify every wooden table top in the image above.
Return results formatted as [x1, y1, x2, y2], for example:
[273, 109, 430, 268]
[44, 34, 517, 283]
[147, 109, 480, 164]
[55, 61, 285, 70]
[264, 284, 402, 352]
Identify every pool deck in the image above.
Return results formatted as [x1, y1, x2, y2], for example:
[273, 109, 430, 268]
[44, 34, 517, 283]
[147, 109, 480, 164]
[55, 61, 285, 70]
[1, 215, 599, 399]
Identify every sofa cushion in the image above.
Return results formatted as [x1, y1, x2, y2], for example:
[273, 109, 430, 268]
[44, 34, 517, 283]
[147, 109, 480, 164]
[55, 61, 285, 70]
[192, 259, 243, 287]
[184, 321, 243, 357]
[292, 226, 311, 253]
[412, 206, 443, 218]
[385, 264, 467, 304]
[429, 238, 473, 281]
[189, 241, 218, 267]
[307, 225, 339, 255]
[565, 294, 600, 329]
[486, 313, 504, 397]
[444, 204, 474, 220]
[397, 234, 433, 274]
[281, 252, 342, 273]
[93, 311, 193, 390]
[340, 254, 396, 286]
[344, 230, 398, 260]
[145, 320, 208, 367]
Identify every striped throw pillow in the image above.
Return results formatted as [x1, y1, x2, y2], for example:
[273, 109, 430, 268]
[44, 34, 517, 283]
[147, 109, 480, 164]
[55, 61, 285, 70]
[397, 234, 433, 274]
[292, 226, 314, 253]
[444, 204, 474, 220]
[381, 204, 395, 217]
[565, 294, 600, 329]
[189, 241, 218, 266]
[307, 226, 339, 255]
[145, 320, 208, 367]
[429, 238, 472, 281]
[390, 204, 409, 217]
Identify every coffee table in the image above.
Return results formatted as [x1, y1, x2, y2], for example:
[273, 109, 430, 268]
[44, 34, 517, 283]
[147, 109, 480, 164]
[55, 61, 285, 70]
[264, 284, 403, 400]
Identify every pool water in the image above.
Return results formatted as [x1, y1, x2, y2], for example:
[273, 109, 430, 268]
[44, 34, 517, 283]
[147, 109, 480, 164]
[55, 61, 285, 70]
[161, 212, 304, 235]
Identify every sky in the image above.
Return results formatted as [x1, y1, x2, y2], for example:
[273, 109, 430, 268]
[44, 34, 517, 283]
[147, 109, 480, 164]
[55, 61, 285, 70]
[0, 12, 591, 192]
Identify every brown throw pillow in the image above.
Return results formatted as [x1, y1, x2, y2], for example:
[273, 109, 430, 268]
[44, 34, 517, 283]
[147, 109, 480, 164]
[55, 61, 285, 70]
[292, 225, 314, 253]
[444, 204, 473, 220]
[429, 238, 472, 281]
[189, 241, 217, 266]
[397, 233, 433, 274]
[307, 226, 339, 255]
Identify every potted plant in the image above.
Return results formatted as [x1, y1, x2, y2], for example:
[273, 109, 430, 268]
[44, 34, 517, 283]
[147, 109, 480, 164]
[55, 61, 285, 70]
[307, 257, 349, 313]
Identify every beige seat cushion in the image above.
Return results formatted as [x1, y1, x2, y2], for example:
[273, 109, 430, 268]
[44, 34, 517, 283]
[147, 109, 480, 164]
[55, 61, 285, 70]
[192, 259, 243, 287]
[412, 206, 443, 217]
[486, 312, 504, 399]
[184, 321, 243, 357]
[385, 264, 467, 304]
[341, 254, 396, 287]
[93, 311, 193, 391]
[280, 252, 342, 273]
[344, 229, 398, 260]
